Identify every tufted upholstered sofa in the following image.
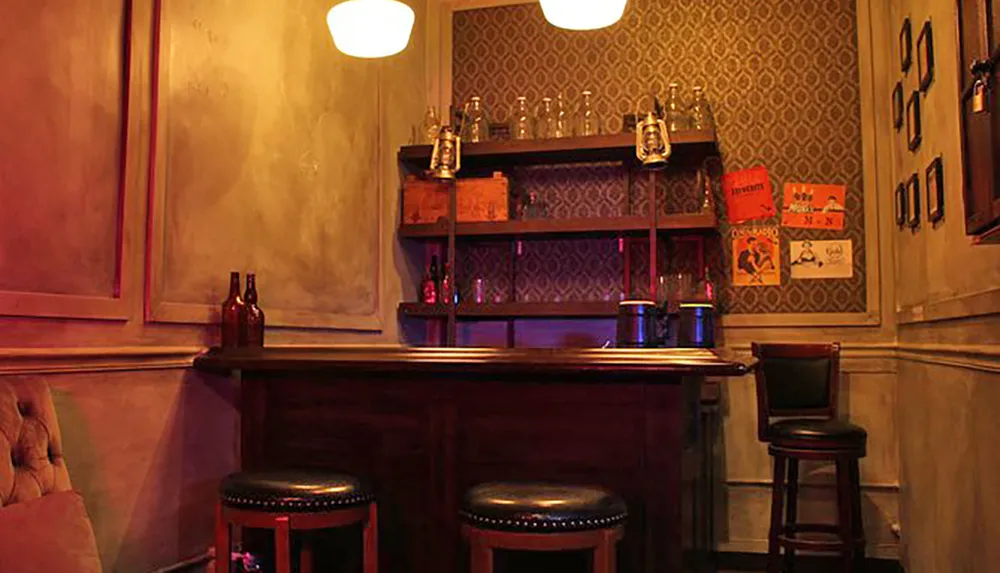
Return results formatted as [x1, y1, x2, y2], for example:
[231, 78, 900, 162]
[0, 376, 102, 572]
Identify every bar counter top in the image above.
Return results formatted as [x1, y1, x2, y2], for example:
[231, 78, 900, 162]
[193, 345, 748, 378]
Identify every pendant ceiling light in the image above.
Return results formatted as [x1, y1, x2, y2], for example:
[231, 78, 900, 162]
[539, 0, 628, 31]
[326, 0, 415, 59]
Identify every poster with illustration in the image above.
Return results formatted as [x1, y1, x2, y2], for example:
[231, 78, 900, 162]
[790, 240, 853, 279]
[722, 166, 777, 224]
[781, 183, 846, 230]
[732, 226, 781, 287]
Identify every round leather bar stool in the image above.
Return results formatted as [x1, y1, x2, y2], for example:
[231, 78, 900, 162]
[460, 482, 627, 573]
[214, 470, 377, 573]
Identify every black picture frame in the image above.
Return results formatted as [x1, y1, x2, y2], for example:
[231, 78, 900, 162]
[895, 182, 907, 226]
[900, 18, 912, 73]
[906, 90, 922, 151]
[926, 155, 944, 223]
[892, 82, 904, 130]
[917, 20, 934, 91]
[907, 173, 921, 228]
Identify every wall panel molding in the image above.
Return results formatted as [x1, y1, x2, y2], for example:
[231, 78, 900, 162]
[0, 346, 200, 375]
[0, 0, 139, 321]
[145, 0, 384, 331]
[896, 287, 1000, 325]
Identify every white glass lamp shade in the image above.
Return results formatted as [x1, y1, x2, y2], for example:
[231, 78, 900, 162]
[326, 0, 415, 58]
[539, 0, 627, 31]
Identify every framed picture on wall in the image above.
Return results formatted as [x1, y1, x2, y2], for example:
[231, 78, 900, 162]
[917, 20, 934, 91]
[906, 173, 921, 228]
[900, 17, 913, 72]
[906, 90, 922, 151]
[926, 155, 944, 223]
[892, 81, 904, 130]
[895, 182, 907, 226]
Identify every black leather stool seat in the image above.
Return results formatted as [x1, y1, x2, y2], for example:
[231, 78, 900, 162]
[461, 482, 627, 532]
[219, 470, 373, 512]
[770, 418, 867, 444]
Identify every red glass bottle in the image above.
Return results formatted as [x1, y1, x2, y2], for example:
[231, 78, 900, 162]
[420, 264, 438, 304]
[242, 273, 265, 347]
[220, 272, 244, 349]
[440, 263, 454, 305]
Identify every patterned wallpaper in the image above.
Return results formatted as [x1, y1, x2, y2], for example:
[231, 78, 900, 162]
[452, 0, 866, 314]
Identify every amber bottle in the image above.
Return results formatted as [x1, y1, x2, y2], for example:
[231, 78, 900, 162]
[220, 272, 244, 349]
[242, 273, 265, 347]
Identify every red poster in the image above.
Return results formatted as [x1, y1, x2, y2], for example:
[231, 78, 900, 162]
[722, 167, 776, 224]
[781, 183, 847, 230]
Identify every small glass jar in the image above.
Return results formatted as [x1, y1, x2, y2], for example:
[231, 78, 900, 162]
[460, 96, 491, 143]
[509, 97, 534, 140]
[574, 90, 601, 136]
[535, 97, 556, 138]
[420, 106, 440, 144]
[664, 83, 690, 132]
[688, 86, 715, 131]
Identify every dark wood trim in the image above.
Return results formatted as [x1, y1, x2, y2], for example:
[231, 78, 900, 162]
[399, 213, 717, 240]
[398, 130, 716, 169]
[400, 300, 618, 319]
[714, 551, 903, 572]
[193, 346, 748, 378]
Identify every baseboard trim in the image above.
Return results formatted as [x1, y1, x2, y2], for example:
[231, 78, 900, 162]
[149, 550, 212, 573]
[714, 551, 904, 572]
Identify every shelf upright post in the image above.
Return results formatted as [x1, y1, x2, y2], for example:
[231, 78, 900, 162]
[648, 170, 658, 299]
[447, 178, 457, 347]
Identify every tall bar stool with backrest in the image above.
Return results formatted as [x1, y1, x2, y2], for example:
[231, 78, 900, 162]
[751, 343, 867, 573]
[460, 482, 627, 573]
[215, 470, 377, 573]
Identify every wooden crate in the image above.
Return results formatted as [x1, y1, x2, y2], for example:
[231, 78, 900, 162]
[402, 172, 509, 224]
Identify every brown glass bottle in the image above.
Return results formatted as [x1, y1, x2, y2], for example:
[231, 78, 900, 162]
[242, 273, 265, 347]
[220, 272, 244, 349]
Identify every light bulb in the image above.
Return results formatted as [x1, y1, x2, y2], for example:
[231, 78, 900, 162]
[539, 0, 628, 31]
[326, 0, 415, 59]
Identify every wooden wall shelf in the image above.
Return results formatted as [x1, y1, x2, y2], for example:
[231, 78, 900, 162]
[399, 212, 717, 239]
[398, 129, 717, 169]
[400, 301, 618, 319]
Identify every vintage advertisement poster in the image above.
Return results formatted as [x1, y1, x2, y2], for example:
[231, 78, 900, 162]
[722, 166, 777, 224]
[790, 240, 854, 280]
[732, 226, 780, 287]
[780, 183, 847, 230]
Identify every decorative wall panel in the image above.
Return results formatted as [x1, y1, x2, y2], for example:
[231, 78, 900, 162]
[453, 0, 867, 314]
[148, 0, 382, 329]
[0, 0, 130, 319]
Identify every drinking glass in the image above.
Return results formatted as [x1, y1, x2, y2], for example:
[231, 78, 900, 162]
[664, 83, 691, 132]
[420, 106, 441, 144]
[535, 97, 556, 138]
[688, 86, 715, 131]
[574, 90, 602, 136]
[554, 93, 571, 138]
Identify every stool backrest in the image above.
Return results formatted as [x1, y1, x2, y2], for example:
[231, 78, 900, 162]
[750, 343, 841, 442]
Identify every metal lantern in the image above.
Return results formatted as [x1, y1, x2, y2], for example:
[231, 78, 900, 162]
[430, 126, 461, 180]
[635, 112, 671, 169]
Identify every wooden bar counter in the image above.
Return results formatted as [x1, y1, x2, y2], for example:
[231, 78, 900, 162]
[194, 346, 747, 573]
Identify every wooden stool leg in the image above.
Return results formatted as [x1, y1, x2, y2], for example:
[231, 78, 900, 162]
[469, 531, 493, 573]
[363, 503, 379, 573]
[592, 530, 617, 573]
[275, 516, 291, 573]
[836, 460, 855, 573]
[850, 459, 866, 572]
[784, 458, 799, 573]
[767, 455, 787, 573]
[214, 502, 230, 573]
[300, 532, 313, 573]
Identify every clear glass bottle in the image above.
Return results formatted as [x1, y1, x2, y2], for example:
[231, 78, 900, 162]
[460, 96, 490, 143]
[509, 97, 534, 140]
[664, 83, 690, 132]
[688, 86, 715, 131]
[535, 97, 556, 138]
[420, 106, 441, 144]
[574, 90, 601, 136]
[554, 93, 570, 138]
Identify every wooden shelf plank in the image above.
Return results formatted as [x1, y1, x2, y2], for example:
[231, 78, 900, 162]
[399, 301, 618, 319]
[399, 212, 716, 239]
[398, 130, 717, 168]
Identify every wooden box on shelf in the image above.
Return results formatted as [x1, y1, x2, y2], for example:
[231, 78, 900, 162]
[402, 172, 510, 225]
